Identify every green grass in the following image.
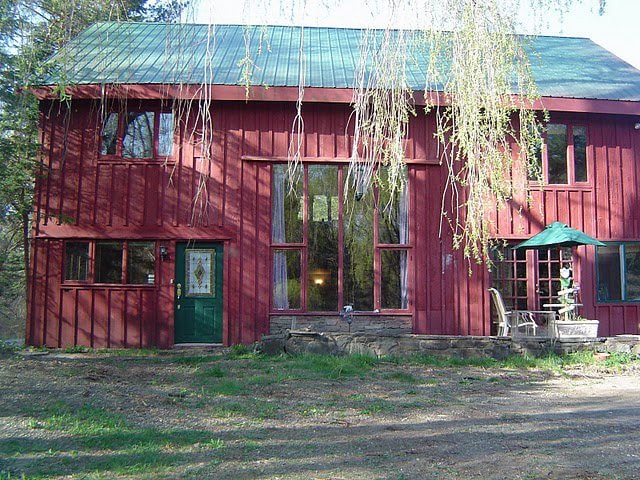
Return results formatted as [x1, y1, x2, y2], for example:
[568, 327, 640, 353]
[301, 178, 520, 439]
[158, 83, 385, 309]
[382, 371, 420, 384]
[1, 401, 226, 478]
[3, 349, 638, 479]
[285, 353, 378, 379]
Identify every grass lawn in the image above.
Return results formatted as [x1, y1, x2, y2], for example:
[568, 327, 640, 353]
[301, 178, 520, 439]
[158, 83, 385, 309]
[1, 346, 639, 479]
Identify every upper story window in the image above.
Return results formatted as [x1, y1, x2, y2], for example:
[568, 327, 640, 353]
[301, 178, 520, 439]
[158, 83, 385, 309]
[100, 110, 174, 159]
[531, 123, 588, 185]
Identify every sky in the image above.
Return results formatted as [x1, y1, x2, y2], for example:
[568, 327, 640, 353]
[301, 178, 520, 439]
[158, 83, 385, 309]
[188, 0, 640, 70]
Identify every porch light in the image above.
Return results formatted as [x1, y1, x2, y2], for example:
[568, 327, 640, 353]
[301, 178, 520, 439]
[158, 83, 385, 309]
[160, 245, 168, 260]
[310, 268, 330, 286]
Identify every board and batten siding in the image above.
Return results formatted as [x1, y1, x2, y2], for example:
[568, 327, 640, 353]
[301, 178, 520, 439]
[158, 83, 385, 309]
[27, 100, 640, 348]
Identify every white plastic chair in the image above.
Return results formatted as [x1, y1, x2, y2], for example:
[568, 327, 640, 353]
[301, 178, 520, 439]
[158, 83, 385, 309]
[488, 288, 544, 337]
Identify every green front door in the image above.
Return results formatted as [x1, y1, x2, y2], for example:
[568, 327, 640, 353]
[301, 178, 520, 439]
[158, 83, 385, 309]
[174, 242, 223, 343]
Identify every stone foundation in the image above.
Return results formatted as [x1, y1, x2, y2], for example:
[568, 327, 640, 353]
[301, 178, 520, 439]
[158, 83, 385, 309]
[257, 332, 640, 359]
[269, 315, 412, 335]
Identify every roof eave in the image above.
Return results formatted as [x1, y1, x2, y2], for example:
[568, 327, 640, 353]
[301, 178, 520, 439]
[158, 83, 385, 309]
[31, 83, 640, 115]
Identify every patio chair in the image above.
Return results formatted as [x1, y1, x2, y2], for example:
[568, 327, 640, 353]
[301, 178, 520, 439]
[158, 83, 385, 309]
[488, 288, 549, 337]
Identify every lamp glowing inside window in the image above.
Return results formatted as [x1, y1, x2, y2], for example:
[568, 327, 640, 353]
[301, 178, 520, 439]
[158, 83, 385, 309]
[310, 269, 330, 286]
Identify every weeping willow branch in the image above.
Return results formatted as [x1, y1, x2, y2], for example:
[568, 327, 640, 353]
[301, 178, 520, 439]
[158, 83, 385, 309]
[427, 0, 544, 265]
[347, 28, 414, 206]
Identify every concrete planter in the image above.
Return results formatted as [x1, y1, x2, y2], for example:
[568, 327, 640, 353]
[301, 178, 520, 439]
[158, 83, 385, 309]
[554, 320, 599, 339]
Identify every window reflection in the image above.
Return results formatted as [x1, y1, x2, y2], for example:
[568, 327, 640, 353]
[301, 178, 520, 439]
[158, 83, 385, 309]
[378, 167, 409, 245]
[123, 112, 154, 158]
[158, 112, 174, 156]
[381, 250, 408, 309]
[100, 113, 118, 155]
[65, 242, 89, 281]
[271, 165, 303, 244]
[273, 249, 301, 309]
[625, 244, 640, 300]
[547, 123, 568, 184]
[344, 186, 374, 311]
[128, 242, 156, 284]
[95, 242, 123, 283]
[573, 126, 587, 182]
[307, 166, 338, 311]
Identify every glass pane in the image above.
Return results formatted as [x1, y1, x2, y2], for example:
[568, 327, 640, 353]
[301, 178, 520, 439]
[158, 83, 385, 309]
[127, 242, 156, 284]
[95, 242, 123, 283]
[597, 245, 621, 301]
[528, 136, 543, 181]
[123, 112, 154, 158]
[381, 250, 408, 309]
[538, 281, 549, 299]
[378, 167, 409, 245]
[65, 242, 89, 281]
[625, 244, 640, 300]
[515, 262, 526, 279]
[158, 112, 174, 156]
[344, 188, 374, 311]
[307, 166, 339, 311]
[271, 165, 303, 243]
[547, 123, 567, 184]
[100, 113, 118, 155]
[272, 249, 301, 310]
[573, 126, 587, 182]
[539, 263, 548, 278]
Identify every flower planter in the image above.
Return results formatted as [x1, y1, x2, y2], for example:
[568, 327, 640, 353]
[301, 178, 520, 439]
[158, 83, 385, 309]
[554, 320, 599, 339]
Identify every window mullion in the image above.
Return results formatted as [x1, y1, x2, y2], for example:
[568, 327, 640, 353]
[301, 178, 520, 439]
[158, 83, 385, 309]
[338, 166, 344, 309]
[153, 109, 159, 157]
[116, 111, 123, 157]
[373, 185, 381, 311]
[567, 125, 575, 184]
[620, 244, 626, 301]
[301, 167, 309, 311]
[122, 241, 129, 284]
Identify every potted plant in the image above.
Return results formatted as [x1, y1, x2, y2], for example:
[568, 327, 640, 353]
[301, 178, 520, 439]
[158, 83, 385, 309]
[552, 277, 599, 339]
[553, 315, 599, 339]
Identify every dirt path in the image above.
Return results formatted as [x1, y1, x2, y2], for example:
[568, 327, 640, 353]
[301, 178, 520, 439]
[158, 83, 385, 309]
[1, 350, 639, 479]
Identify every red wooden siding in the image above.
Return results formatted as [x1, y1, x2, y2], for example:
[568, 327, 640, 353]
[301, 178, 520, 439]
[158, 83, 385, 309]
[27, 101, 640, 348]
[491, 113, 640, 336]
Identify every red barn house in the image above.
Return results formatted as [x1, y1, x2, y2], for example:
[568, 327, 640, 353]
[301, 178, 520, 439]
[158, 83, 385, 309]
[27, 23, 640, 348]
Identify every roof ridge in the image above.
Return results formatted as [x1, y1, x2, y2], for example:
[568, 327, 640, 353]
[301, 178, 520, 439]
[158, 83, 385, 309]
[89, 21, 594, 40]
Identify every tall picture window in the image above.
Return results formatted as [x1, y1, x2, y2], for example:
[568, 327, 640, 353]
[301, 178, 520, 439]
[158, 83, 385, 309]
[271, 164, 410, 313]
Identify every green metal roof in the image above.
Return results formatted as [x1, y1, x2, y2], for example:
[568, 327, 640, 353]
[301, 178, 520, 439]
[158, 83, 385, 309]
[44, 22, 640, 102]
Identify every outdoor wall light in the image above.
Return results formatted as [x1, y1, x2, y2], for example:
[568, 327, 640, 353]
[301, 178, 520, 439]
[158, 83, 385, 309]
[159, 245, 169, 260]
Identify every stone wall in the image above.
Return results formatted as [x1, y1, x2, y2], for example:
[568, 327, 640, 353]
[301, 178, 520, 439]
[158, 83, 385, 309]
[257, 332, 640, 359]
[269, 315, 412, 335]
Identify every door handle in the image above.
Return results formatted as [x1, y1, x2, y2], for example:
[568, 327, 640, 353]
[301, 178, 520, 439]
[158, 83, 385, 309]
[176, 283, 182, 309]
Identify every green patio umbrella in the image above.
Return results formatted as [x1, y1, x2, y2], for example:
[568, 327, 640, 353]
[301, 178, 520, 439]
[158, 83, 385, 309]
[514, 222, 606, 250]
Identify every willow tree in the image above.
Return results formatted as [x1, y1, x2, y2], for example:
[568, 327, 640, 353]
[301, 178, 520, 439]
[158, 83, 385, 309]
[184, 0, 600, 266]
